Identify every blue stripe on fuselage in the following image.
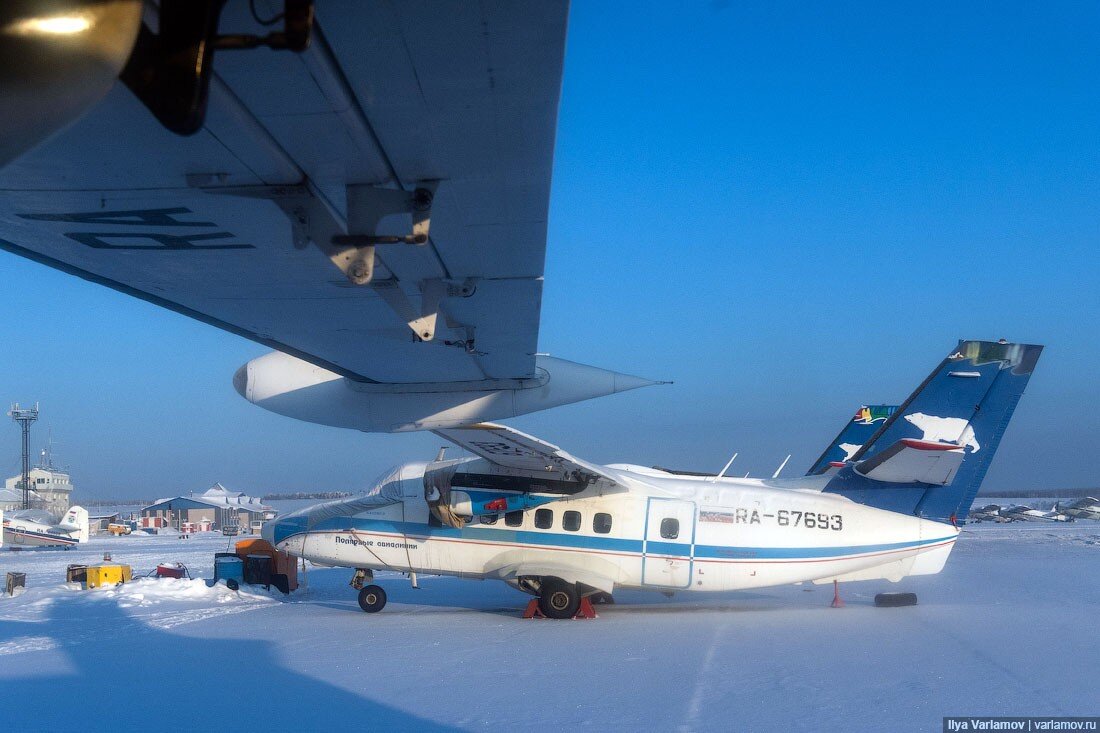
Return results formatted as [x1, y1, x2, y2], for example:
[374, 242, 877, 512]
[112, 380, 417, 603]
[3, 527, 78, 545]
[275, 516, 953, 561]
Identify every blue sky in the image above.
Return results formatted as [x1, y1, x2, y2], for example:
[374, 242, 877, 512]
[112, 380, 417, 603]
[1, 2, 1098, 498]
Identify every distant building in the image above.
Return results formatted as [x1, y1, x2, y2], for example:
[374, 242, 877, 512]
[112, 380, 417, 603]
[140, 483, 275, 532]
[3, 466, 73, 517]
[89, 512, 120, 534]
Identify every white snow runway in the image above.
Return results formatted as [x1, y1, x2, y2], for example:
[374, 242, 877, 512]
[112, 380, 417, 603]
[1, 524, 1097, 732]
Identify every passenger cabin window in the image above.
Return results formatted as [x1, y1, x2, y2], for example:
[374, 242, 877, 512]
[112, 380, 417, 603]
[505, 511, 524, 527]
[480, 514, 498, 525]
[563, 510, 581, 532]
[534, 508, 553, 529]
[660, 517, 680, 539]
[593, 512, 613, 534]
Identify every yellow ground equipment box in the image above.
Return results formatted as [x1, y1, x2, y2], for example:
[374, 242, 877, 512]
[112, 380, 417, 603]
[107, 523, 132, 536]
[85, 564, 132, 589]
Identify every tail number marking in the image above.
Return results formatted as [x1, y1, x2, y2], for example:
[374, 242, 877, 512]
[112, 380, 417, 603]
[776, 510, 843, 531]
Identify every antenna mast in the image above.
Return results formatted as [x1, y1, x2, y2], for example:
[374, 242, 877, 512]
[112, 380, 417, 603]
[771, 454, 792, 480]
[711, 452, 738, 482]
[9, 403, 40, 510]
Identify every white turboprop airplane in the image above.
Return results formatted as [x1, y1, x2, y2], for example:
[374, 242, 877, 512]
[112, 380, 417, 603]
[2, 506, 90, 548]
[262, 340, 1042, 616]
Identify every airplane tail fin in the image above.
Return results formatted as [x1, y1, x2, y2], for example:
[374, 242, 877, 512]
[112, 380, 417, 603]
[822, 340, 1042, 524]
[58, 506, 90, 543]
[807, 405, 898, 475]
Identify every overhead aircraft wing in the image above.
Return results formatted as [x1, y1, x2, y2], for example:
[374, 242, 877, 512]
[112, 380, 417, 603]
[0, 2, 569, 384]
[433, 423, 622, 486]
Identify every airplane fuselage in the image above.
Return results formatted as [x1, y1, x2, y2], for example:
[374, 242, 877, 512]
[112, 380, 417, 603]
[268, 463, 958, 595]
[2, 518, 79, 548]
[1061, 502, 1100, 521]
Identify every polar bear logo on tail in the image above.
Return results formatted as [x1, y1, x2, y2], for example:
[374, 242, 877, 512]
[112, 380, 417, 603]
[904, 413, 980, 453]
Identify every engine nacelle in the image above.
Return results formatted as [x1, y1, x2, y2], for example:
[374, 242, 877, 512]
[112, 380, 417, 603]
[233, 351, 656, 433]
[0, 1, 142, 167]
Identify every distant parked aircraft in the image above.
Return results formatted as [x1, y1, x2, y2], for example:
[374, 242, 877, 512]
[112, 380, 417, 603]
[966, 504, 1007, 523]
[1055, 497, 1100, 521]
[1000, 505, 1072, 523]
[2, 506, 89, 548]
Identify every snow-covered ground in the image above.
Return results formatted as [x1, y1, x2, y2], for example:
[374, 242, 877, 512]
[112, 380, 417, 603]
[1, 523, 1097, 732]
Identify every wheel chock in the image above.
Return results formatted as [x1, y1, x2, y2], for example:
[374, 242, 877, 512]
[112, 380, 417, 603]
[522, 597, 600, 619]
[574, 597, 598, 619]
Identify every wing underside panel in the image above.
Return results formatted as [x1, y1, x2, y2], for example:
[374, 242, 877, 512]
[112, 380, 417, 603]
[0, 1, 569, 385]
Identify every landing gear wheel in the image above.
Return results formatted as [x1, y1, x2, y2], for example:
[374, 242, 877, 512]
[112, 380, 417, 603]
[537, 578, 580, 619]
[874, 592, 918, 607]
[358, 584, 387, 613]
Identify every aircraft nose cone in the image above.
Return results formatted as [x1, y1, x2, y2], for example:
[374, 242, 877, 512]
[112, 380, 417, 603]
[232, 363, 250, 401]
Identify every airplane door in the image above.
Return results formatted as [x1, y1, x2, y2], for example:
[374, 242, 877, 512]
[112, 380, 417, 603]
[642, 498, 696, 588]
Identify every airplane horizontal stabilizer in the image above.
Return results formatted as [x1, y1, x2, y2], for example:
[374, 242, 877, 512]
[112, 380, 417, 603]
[854, 439, 964, 485]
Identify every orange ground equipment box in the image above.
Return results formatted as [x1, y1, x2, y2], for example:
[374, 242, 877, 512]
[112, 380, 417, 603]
[234, 539, 298, 593]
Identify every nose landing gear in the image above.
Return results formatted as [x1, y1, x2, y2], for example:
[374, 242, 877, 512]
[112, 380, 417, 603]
[358, 584, 387, 613]
[351, 568, 387, 613]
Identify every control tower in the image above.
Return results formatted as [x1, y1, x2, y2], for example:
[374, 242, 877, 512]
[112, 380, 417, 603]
[8, 403, 39, 510]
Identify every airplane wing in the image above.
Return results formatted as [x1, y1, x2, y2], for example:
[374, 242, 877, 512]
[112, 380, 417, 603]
[0, 2, 568, 384]
[433, 423, 622, 486]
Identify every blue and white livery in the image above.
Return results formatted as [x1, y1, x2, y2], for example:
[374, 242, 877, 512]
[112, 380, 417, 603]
[2, 506, 89, 548]
[263, 339, 1043, 617]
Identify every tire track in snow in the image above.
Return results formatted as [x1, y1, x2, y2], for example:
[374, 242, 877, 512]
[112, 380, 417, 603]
[132, 602, 274, 630]
[680, 620, 729, 732]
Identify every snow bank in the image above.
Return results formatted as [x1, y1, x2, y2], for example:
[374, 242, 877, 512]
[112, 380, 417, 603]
[91, 577, 277, 608]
